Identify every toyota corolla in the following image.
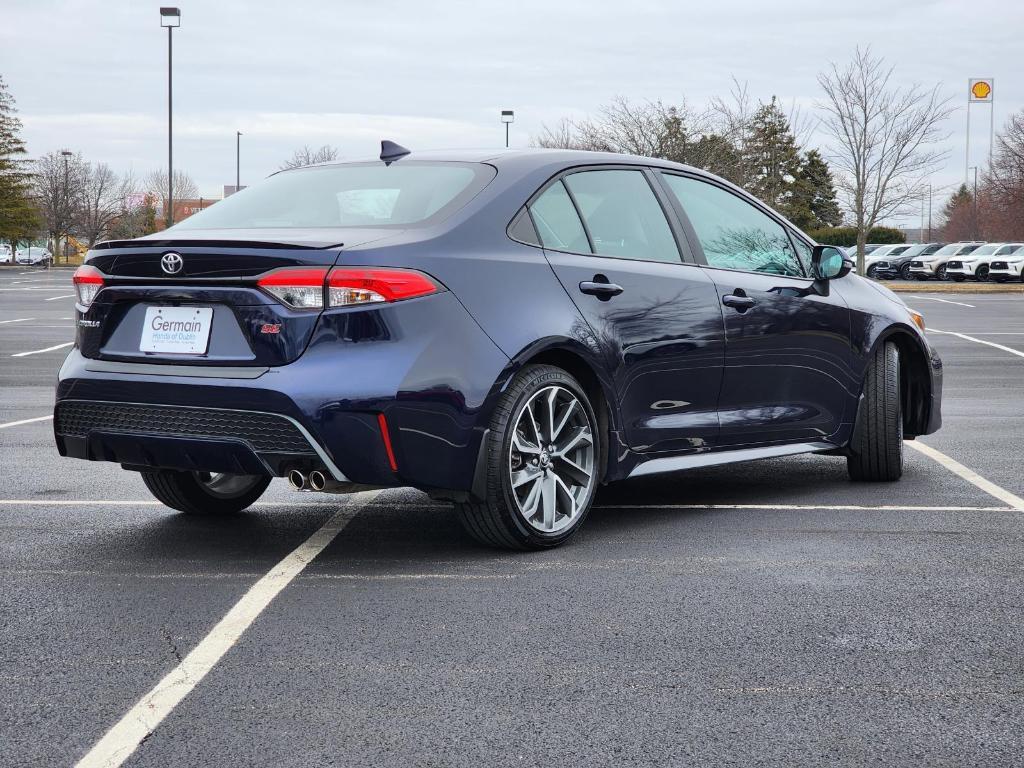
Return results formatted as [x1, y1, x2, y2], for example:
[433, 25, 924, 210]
[56, 144, 942, 549]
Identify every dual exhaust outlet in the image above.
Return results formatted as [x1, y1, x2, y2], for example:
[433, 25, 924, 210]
[288, 469, 337, 493]
[287, 469, 372, 495]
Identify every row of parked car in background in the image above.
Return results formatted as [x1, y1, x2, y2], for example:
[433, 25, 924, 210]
[0, 244, 53, 266]
[858, 241, 1024, 282]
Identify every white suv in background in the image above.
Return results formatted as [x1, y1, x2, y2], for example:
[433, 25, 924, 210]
[908, 242, 985, 281]
[946, 243, 1024, 281]
[989, 248, 1024, 282]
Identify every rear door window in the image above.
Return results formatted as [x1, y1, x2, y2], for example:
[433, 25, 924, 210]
[529, 181, 591, 253]
[562, 170, 680, 263]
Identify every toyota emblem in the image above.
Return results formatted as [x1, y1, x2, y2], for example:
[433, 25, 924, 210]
[160, 252, 184, 275]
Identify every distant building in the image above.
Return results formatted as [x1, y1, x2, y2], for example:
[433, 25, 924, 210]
[153, 197, 220, 223]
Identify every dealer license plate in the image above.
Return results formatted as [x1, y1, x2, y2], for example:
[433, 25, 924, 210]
[140, 306, 213, 354]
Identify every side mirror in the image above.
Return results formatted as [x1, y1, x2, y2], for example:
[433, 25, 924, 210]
[812, 245, 853, 281]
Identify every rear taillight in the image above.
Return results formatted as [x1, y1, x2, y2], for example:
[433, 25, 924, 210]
[256, 266, 440, 309]
[73, 264, 104, 309]
[327, 268, 439, 306]
[256, 267, 330, 309]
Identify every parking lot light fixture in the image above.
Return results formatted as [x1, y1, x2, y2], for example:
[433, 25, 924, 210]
[501, 110, 514, 148]
[160, 7, 181, 228]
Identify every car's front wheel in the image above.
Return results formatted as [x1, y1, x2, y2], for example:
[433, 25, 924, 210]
[141, 470, 270, 515]
[847, 342, 903, 482]
[455, 365, 599, 550]
[976, 265, 990, 281]
[936, 264, 949, 281]
[900, 263, 913, 281]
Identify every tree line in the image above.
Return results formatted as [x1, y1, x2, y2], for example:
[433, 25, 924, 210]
[536, 47, 956, 274]
[941, 112, 1024, 243]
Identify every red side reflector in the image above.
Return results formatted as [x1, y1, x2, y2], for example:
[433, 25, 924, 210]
[377, 413, 398, 472]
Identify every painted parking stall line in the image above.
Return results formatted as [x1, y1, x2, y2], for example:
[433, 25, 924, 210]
[75, 490, 382, 768]
[0, 415, 53, 430]
[44, 294, 75, 301]
[11, 342, 73, 358]
[928, 329, 1024, 359]
[907, 441, 1024, 511]
[0, 317, 34, 325]
[911, 296, 975, 308]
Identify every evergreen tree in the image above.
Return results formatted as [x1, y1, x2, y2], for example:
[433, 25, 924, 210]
[789, 149, 843, 230]
[0, 74, 39, 250]
[940, 183, 976, 241]
[743, 96, 802, 211]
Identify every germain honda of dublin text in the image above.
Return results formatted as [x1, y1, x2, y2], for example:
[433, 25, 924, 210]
[55, 144, 942, 549]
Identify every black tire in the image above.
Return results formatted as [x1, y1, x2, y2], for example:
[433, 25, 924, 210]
[976, 265, 989, 281]
[936, 264, 948, 281]
[140, 470, 270, 515]
[900, 263, 913, 281]
[455, 364, 600, 550]
[866, 265, 878, 280]
[847, 342, 903, 482]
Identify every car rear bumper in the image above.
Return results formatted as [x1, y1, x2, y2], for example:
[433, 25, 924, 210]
[54, 292, 510, 492]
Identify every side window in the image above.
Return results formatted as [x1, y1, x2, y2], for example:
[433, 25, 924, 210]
[508, 208, 540, 246]
[661, 173, 805, 277]
[528, 181, 590, 253]
[562, 170, 680, 263]
[790, 233, 813, 272]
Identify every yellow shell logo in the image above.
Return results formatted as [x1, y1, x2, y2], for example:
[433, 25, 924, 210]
[972, 81, 992, 100]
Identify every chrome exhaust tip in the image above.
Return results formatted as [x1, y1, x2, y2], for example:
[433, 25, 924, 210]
[308, 470, 327, 492]
[287, 469, 307, 491]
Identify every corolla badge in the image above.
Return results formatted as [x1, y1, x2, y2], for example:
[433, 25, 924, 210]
[160, 252, 184, 275]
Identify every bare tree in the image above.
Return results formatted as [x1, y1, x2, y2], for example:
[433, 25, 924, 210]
[280, 145, 340, 170]
[145, 168, 198, 226]
[34, 150, 86, 262]
[817, 47, 954, 273]
[74, 162, 134, 246]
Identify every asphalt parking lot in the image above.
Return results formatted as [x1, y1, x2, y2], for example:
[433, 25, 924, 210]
[1, 267, 1023, 766]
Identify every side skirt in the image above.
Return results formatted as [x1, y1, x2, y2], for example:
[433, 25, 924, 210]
[626, 441, 836, 479]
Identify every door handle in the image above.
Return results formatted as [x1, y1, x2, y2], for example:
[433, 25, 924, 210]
[722, 292, 756, 312]
[579, 280, 624, 299]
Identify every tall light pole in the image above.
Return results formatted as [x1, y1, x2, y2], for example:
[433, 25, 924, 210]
[927, 184, 933, 242]
[160, 7, 181, 228]
[236, 131, 242, 192]
[501, 110, 514, 148]
[60, 150, 72, 265]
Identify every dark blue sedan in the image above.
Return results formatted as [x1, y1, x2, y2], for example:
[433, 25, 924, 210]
[56, 145, 942, 549]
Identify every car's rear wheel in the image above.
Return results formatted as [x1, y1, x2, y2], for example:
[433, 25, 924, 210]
[141, 470, 270, 515]
[847, 342, 903, 482]
[455, 365, 599, 550]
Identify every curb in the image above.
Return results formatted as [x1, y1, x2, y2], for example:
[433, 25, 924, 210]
[882, 282, 1024, 294]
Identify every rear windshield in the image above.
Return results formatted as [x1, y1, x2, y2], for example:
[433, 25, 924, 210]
[172, 161, 494, 230]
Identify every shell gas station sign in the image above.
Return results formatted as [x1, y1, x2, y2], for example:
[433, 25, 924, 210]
[969, 79, 993, 102]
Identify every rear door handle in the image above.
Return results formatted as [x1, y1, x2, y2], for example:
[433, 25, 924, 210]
[579, 281, 624, 298]
[722, 294, 756, 311]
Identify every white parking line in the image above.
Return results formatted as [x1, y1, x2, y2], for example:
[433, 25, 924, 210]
[928, 329, 1024, 359]
[75, 490, 382, 768]
[0, 317, 33, 325]
[907, 441, 1024, 511]
[0, 415, 53, 430]
[11, 342, 73, 358]
[44, 294, 75, 301]
[910, 296, 975, 308]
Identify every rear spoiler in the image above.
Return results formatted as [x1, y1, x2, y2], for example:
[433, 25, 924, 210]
[91, 238, 343, 251]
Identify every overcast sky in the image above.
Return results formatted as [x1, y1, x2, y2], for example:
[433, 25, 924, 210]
[4, 0, 1021, 224]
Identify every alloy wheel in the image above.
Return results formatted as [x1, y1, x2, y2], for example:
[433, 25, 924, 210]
[508, 385, 595, 533]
